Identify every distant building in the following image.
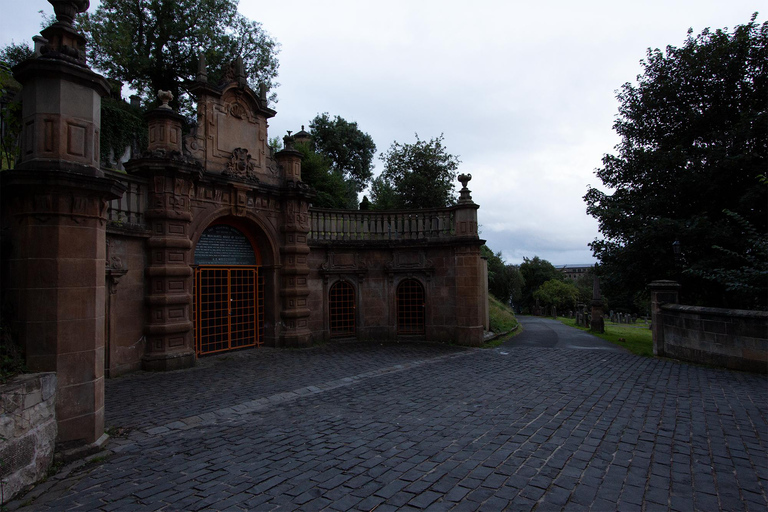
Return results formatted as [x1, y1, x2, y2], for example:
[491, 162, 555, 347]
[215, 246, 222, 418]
[556, 264, 593, 281]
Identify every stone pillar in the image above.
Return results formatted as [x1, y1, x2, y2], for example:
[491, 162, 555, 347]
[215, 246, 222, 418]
[275, 134, 312, 347]
[126, 98, 198, 370]
[649, 280, 680, 357]
[3, 0, 124, 449]
[453, 174, 484, 346]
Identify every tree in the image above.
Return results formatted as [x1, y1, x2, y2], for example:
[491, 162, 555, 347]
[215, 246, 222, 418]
[0, 42, 33, 68]
[80, 0, 279, 110]
[369, 175, 398, 210]
[533, 279, 580, 313]
[0, 43, 30, 169]
[309, 113, 376, 196]
[376, 134, 459, 209]
[519, 256, 564, 313]
[584, 15, 768, 310]
[294, 142, 350, 209]
[481, 246, 524, 306]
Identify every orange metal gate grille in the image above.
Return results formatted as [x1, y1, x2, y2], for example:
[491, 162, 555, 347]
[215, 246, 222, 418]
[397, 278, 425, 335]
[329, 281, 355, 337]
[194, 266, 263, 356]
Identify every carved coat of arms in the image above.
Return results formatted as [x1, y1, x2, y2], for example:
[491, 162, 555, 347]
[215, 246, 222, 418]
[223, 147, 257, 181]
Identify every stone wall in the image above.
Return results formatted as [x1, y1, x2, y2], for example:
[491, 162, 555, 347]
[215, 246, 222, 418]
[105, 232, 149, 377]
[306, 241, 485, 346]
[649, 280, 768, 373]
[0, 373, 57, 504]
[659, 305, 768, 373]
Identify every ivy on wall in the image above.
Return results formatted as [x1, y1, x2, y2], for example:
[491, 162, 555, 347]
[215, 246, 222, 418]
[100, 97, 147, 169]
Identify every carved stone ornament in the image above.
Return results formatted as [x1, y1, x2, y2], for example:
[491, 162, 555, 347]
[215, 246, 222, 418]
[384, 251, 435, 283]
[230, 102, 247, 119]
[50, 0, 90, 26]
[223, 148, 258, 182]
[157, 90, 173, 110]
[320, 252, 368, 283]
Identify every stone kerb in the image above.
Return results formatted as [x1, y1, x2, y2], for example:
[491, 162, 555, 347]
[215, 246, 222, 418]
[0, 373, 57, 505]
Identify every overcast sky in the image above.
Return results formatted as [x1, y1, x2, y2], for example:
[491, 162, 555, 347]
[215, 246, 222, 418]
[2, 1, 761, 265]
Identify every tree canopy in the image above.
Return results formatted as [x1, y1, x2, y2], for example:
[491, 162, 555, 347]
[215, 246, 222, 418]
[533, 279, 580, 313]
[374, 134, 459, 209]
[295, 141, 352, 209]
[519, 256, 565, 313]
[295, 114, 376, 209]
[584, 15, 768, 310]
[80, 0, 279, 110]
[309, 113, 376, 196]
[481, 246, 524, 306]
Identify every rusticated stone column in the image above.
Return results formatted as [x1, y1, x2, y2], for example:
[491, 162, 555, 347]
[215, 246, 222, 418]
[453, 174, 485, 346]
[275, 134, 313, 347]
[126, 97, 199, 370]
[2, 0, 124, 449]
[649, 280, 680, 357]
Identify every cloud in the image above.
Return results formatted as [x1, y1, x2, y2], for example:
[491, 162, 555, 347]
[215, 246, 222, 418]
[3, 0, 760, 267]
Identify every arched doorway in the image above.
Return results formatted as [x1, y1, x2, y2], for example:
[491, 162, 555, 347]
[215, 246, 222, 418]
[193, 224, 263, 355]
[396, 278, 425, 335]
[329, 280, 356, 337]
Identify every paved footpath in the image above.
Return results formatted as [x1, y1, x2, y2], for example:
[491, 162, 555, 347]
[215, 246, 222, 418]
[9, 317, 768, 511]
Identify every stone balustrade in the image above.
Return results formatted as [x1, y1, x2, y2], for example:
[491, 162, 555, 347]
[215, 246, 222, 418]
[105, 170, 149, 229]
[309, 208, 456, 242]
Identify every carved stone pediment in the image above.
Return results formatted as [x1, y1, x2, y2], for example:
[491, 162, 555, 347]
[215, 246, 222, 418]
[184, 67, 276, 181]
[320, 252, 368, 283]
[385, 251, 435, 283]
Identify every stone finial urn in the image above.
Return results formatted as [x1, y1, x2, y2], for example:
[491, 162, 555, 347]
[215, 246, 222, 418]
[157, 90, 173, 110]
[49, 0, 90, 26]
[457, 173, 474, 203]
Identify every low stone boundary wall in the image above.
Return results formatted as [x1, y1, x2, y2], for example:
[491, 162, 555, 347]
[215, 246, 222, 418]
[0, 373, 57, 504]
[660, 305, 768, 373]
[650, 281, 768, 373]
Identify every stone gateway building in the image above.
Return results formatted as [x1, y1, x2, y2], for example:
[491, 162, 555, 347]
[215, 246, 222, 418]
[1, 2, 488, 452]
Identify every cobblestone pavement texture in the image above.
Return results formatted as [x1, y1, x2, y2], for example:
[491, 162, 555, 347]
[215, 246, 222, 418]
[9, 317, 768, 511]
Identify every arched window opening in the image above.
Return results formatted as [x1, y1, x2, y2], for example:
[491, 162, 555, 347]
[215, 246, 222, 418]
[329, 281, 356, 337]
[397, 278, 425, 335]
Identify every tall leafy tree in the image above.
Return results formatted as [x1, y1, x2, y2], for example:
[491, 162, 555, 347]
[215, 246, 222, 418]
[0, 42, 33, 68]
[533, 279, 580, 313]
[519, 256, 565, 312]
[294, 142, 350, 209]
[0, 44, 32, 169]
[80, 0, 279, 110]
[309, 113, 376, 195]
[481, 246, 524, 306]
[376, 134, 459, 209]
[584, 15, 768, 310]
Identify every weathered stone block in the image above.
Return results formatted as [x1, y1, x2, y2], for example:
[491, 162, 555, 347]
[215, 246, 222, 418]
[0, 373, 57, 505]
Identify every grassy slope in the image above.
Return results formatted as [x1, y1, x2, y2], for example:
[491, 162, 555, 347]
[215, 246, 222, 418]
[557, 317, 654, 357]
[489, 296, 519, 333]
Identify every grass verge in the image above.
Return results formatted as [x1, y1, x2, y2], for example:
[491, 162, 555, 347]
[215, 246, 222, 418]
[557, 317, 654, 357]
[483, 296, 521, 348]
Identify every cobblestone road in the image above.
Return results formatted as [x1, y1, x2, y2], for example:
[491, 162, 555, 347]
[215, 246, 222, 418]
[9, 317, 768, 511]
